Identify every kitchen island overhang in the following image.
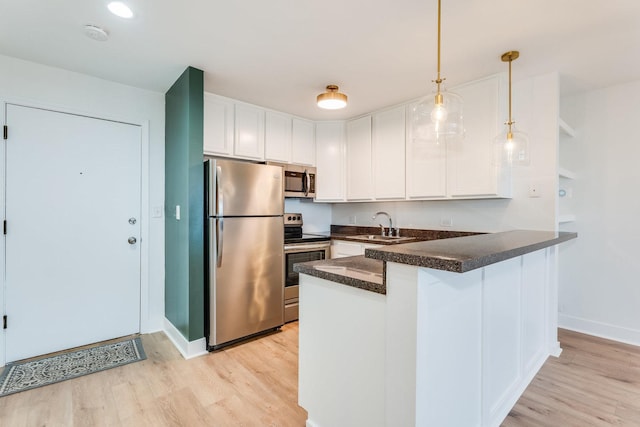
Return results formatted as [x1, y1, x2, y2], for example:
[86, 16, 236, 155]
[295, 230, 577, 427]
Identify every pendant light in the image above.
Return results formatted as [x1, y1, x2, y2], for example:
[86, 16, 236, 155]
[317, 85, 348, 110]
[495, 50, 529, 166]
[411, 0, 463, 144]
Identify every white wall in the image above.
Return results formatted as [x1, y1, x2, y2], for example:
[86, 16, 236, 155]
[284, 198, 332, 233]
[331, 72, 560, 233]
[558, 79, 640, 345]
[0, 55, 166, 344]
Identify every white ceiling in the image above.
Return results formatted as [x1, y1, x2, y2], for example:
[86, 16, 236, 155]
[2, 0, 639, 120]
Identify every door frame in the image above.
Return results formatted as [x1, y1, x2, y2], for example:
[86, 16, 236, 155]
[0, 97, 151, 367]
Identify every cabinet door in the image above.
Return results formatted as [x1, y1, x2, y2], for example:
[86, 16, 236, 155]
[447, 74, 511, 198]
[346, 116, 373, 201]
[292, 118, 315, 166]
[315, 122, 345, 201]
[203, 93, 234, 156]
[405, 103, 447, 198]
[331, 240, 364, 258]
[265, 111, 292, 162]
[372, 106, 406, 199]
[234, 103, 265, 160]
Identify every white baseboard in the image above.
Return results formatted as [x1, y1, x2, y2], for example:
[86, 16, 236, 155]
[559, 313, 640, 347]
[163, 318, 208, 359]
[549, 341, 563, 357]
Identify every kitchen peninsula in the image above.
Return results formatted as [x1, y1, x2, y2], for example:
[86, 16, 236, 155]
[294, 230, 577, 427]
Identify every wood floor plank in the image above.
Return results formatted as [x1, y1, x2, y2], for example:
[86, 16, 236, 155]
[503, 328, 640, 426]
[2, 324, 639, 426]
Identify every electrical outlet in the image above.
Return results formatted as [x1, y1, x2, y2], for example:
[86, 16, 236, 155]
[348, 215, 357, 224]
[528, 184, 541, 198]
[440, 217, 453, 227]
[152, 206, 163, 218]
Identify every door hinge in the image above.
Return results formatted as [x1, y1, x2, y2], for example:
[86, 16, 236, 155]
[3, 315, 6, 330]
[3, 125, 6, 140]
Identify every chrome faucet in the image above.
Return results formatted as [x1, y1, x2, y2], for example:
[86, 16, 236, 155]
[372, 211, 393, 236]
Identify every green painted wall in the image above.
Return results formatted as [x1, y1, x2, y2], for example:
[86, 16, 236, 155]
[165, 66, 204, 341]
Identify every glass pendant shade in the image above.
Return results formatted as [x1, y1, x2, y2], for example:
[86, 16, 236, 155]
[494, 124, 530, 166]
[411, 87, 463, 144]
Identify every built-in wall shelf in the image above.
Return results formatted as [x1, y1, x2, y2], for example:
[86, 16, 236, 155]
[558, 214, 576, 224]
[559, 118, 576, 138]
[558, 167, 576, 180]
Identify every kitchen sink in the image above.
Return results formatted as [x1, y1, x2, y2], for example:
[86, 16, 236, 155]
[350, 234, 417, 242]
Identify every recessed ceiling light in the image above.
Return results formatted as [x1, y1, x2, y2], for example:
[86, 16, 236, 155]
[107, 2, 134, 19]
[84, 24, 109, 42]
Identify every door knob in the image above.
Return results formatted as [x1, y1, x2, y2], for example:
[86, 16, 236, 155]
[128, 237, 137, 245]
[129, 218, 137, 225]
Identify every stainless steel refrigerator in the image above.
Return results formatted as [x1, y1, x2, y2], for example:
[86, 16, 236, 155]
[205, 159, 284, 350]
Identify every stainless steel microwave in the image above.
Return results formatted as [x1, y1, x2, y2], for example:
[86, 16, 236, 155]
[269, 163, 316, 198]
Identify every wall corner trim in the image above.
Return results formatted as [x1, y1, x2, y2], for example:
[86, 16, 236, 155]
[163, 317, 208, 359]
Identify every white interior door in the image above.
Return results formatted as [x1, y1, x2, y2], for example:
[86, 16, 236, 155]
[4, 104, 142, 362]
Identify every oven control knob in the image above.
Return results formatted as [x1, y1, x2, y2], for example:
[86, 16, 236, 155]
[287, 216, 292, 220]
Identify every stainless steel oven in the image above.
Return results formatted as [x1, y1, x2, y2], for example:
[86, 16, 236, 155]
[283, 213, 330, 322]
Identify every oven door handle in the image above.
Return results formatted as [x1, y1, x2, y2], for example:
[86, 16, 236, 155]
[284, 242, 331, 252]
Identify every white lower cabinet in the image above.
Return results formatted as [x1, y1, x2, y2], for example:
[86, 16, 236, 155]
[315, 122, 346, 202]
[331, 240, 381, 259]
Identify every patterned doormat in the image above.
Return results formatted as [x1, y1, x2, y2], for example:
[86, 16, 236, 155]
[0, 337, 146, 397]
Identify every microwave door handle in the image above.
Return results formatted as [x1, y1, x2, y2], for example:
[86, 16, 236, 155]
[303, 170, 310, 196]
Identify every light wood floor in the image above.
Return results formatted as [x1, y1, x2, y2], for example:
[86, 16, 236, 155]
[2, 326, 640, 426]
[503, 329, 640, 426]
[0, 323, 307, 426]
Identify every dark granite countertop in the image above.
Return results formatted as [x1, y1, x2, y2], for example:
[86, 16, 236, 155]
[330, 225, 480, 245]
[295, 229, 577, 294]
[293, 255, 386, 294]
[365, 230, 577, 273]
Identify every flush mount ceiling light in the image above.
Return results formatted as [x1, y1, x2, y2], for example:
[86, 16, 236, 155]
[495, 50, 530, 166]
[411, 0, 463, 144]
[317, 85, 347, 110]
[107, 1, 134, 18]
[83, 24, 109, 42]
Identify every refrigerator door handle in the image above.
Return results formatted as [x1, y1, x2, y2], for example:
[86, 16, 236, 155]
[216, 165, 224, 217]
[216, 217, 224, 267]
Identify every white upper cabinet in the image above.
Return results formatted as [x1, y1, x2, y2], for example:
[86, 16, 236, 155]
[203, 93, 234, 156]
[346, 115, 373, 201]
[291, 118, 316, 166]
[405, 74, 511, 200]
[265, 111, 292, 163]
[372, 106, 406, 200]
[234, 103, 265, 160]
[405, 101, 447, 198]
[315, 122, 345, 202]
[447, 74, 511, 198]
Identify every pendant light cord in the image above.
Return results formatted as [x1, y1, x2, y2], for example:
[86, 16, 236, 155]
[508, 57, 513, 131]
[435, 0, 442, 88]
